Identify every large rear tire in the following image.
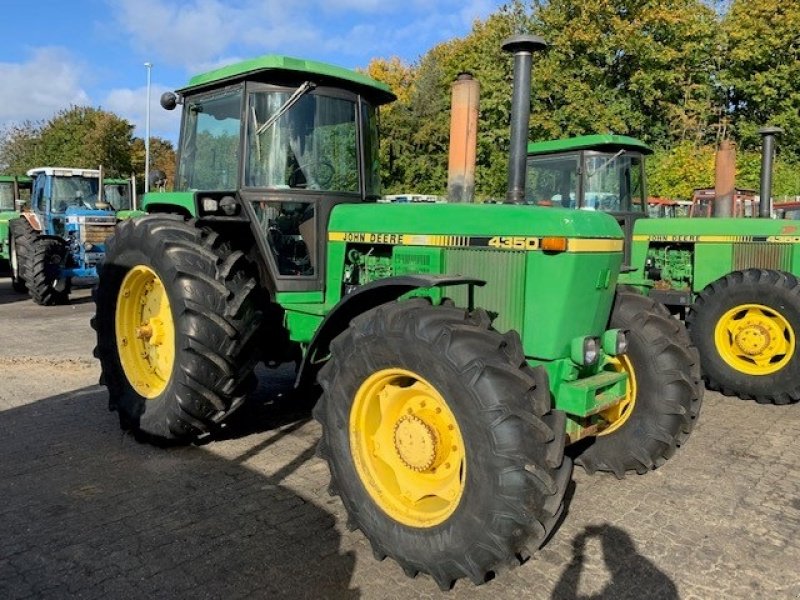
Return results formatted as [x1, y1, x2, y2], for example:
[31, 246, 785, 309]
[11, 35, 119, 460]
[314, 298, 571, 590]
[575, 290, 702, 477]
[93, 215, 263, 442]
[687, 269, 800, 404]
[28, 237, 70, 305]
[9, 218, 36, 293]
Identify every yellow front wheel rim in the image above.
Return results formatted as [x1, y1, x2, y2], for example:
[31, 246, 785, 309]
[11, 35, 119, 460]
[598, 355, 637, 436]
[350, 368, 466, 528]
[115, 265, 175, 398]
[714, 303, 795, 375]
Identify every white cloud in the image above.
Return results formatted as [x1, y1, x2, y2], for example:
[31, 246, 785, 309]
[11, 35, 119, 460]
[0, 47, 91, 123]
[102, 85, 182, 141]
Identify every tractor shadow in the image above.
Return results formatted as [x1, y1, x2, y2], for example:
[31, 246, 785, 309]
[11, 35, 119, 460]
[0, 385, 357, 599]
[551, 523, 678, 600]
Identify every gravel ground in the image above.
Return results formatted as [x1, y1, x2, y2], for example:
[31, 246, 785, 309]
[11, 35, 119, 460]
[0, 276, 798, 599]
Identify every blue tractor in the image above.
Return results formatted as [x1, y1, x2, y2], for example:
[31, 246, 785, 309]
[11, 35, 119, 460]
[9, 167, 118, 305]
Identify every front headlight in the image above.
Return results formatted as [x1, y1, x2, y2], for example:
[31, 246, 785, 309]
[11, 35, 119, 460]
[571, 335, 601, 366]
[601, 329, 629, 356]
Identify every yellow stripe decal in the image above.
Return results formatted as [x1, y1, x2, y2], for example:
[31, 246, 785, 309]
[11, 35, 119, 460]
[328, 231, 623, 253]
[567, 238, 625, 252]
[632, 234, 800, 244]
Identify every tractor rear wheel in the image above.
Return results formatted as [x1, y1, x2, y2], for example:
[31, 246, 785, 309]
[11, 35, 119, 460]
[28, 237, 70, 305]
[9, 218, 36, 293]
[575, 290, 702, 477]
[92, 215, 263, 442]
[315, 298, 571, 590]
[687, 269, 800, 404]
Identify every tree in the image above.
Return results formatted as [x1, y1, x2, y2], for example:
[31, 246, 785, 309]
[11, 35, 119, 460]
[130, 137, 177, 191]
[0, 106, 133, 176]
[720, 0, 800, 157]
[0, 121, 44, 174]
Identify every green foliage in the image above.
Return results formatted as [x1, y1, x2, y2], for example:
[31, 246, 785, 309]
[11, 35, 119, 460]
[646, 142, 715, 199]
[1, 107, 134, 176]
[720, 0, 800, 157]
[131, 137, 176, 190]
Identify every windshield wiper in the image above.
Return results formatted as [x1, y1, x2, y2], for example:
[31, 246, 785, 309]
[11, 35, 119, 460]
[256, 81, 316, 136]
[587, 149, 626, 179]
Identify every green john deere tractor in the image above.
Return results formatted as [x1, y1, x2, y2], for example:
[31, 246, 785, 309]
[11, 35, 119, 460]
[527, 134, 800, 405]
[93, 38, 701, 588]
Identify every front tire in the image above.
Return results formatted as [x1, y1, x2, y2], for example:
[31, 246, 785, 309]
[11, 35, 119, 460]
[314, 299, 571, 590]
[9, 218, 36, 293]
[575, 290, 702, 477]
[28, 237, 70, 305]
[687, 269, 800, 404]
[93, 215, 263, 442]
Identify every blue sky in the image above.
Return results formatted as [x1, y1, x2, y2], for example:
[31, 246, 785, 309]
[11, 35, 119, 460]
[0, 0, 500, 143]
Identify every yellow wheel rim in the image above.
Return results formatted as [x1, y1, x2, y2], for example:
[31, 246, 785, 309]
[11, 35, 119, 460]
[714, 303, 795, 375]
[598, 355, 637, 436]
[349, 368, 466, 528]
[115, 265, 175, 398]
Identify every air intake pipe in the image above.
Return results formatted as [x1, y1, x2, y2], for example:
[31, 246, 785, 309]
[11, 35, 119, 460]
[502, 34, 547, 204]
[758, 126, 783, 218]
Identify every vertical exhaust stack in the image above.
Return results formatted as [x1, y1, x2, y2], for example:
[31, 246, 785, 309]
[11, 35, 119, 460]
[713, 140, 735, 218]
[447, 73, 480, 203]
[502, 34, 547, 204]
[758, 126, 783, 218]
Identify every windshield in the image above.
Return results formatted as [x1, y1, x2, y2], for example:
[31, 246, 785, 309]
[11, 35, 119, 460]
[104, 183, 132, 210]
[584, 153, 645, 212]
[245, 89, 360, 193]
[177, 88, 243, 191]
[525, 153, 579, 207]
[0, 182, 14, 211]
[51, 176, 102, 212]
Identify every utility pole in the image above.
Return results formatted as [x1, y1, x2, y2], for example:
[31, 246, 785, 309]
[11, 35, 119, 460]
[144, 62, 153, 194]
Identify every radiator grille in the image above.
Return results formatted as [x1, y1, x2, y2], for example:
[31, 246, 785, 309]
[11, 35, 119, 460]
[732, 243, 792, 272]
[443, 249, 526, 333]
[82, 224, 116, 244]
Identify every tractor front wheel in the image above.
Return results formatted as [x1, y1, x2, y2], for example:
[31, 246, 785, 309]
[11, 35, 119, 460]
[575, 290, 702, 477]
[93, 215, 263, 442]
[687, 269, 800, 404]
[28, 237, 70, 305]
[315, 299, 571, 590]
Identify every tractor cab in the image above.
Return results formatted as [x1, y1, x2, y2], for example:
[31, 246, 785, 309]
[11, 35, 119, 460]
[526, 135, 651, 264]
[148, 55, 395, 291]
[0, 175, 32, 212]
[103, 177, 135, 212]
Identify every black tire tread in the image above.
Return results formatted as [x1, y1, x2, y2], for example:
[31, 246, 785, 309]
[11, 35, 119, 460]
[93, 215, 263, 442]
[687, 269, 800, 404]
[9, 218, 36, 292]
[28, 237, 70, 305]
[576, 290, 702, 477]
[314, 298, 571, 589]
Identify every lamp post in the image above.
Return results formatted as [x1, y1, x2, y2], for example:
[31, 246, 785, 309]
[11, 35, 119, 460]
[144, 62, 153, 193]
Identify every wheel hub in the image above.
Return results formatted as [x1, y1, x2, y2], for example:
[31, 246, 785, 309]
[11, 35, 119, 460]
[715, 303, 796, 375]
[115, 265, 175, 398]
[734, 323, 771, 355]
[393, 415, 437, 472]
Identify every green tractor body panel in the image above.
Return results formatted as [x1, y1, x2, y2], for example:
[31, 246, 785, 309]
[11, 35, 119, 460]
[141, 191, 196, 216]
[0, 175, 32, 261]
[625, 216, 800, 294]
[321, 202, 624, 360]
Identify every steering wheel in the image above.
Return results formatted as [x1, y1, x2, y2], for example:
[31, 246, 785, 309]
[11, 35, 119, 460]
[288, 159, 335, 189]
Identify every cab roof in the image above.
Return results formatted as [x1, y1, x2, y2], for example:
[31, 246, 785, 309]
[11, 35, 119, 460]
[0, 175, 31, 182]
[527, 134, 652, 156]
[179, 54, 396, 106]
[27, 167, 101, 177]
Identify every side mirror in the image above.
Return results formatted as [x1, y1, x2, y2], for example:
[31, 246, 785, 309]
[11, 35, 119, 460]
[160, 92, 179, 110]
